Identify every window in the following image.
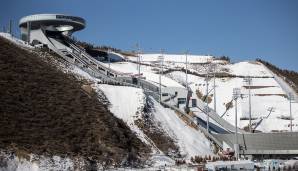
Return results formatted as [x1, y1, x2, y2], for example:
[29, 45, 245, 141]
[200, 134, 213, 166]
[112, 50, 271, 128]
[192, 99, 197, 107]
[162, 93, 169, 96]
[177, 98, 186, 104]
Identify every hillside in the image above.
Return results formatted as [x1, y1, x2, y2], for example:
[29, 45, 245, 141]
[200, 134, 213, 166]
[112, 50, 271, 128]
[125, 53, 298, 132]
[0, 37, 150, 168]
[257, 59, 298, 94]
[1, 33, 297, 169]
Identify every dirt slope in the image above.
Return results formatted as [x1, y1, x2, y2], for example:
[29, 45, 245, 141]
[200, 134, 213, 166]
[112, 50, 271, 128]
[0, 37, 150, 167]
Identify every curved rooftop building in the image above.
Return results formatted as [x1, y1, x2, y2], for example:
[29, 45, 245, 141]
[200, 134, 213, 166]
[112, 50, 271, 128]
[18, 13, 125, 79]
[19, 14, 85, 43]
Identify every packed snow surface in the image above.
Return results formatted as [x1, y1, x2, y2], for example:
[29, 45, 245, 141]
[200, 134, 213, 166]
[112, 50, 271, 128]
[167, 61, 298, 132]
[102, 61, 184, 88]
[128, 53, 213, 64]
[224, 61, 272, 77]
[151, 98, 213, 158]
[96, 85, 151, 144]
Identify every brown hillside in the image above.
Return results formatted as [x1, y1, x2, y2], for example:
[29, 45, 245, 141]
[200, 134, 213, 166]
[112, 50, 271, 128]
[0, 37, 150, 166]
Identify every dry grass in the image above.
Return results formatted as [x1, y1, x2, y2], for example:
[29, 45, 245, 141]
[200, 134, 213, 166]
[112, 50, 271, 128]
[0, 37, 150, 166]
[196, 89, 212, 104]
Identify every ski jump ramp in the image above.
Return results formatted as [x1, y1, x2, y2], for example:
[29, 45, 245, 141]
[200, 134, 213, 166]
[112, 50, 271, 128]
[19, 14, 298, 157]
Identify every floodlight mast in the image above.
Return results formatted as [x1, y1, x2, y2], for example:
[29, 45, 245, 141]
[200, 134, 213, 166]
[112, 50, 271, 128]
[136, 43, 141, 76]
[233, 88, 241, 160]
[108, 49, 111, 69]
[185, 51, 188, 90]
[206, 67, 210, 133]
[289, 93, 294, 132]
[9, 20, 12, 37]
[243, 76, 253, 132]
[212, 64, 217, 113]
[158, 50, 164, 103]
[201, 64, 213, 133]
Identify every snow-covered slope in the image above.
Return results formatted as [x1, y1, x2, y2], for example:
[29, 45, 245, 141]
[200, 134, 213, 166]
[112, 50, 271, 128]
[95, 84, 213, 161]
[95, 85, 152, 146]
[224, 61, 272, 77]
[3, 34, 298, 167]
[102, 61, 184, 88]
[128, 53, 213, 65]
[167, 61, 298, 132]
[151, 98, 213, 158]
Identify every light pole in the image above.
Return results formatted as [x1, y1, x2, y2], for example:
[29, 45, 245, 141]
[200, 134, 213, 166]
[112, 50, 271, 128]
[243, 77, 253, 132]
[9, 19, 12, 37]
[201, 64, 212, 133]
[107, 49, 111, 69]
[158, 50, 164, 103]
[233, 88, 241, 160]
[206, 68, 210, 133]
[137, 44, 141, 76]
[185, 51, 188, 90]
[289, 93, 295, 132]
[211, 64, 217, 113]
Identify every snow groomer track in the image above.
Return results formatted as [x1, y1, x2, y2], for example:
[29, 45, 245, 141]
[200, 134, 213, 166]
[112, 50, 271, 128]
[19, 14, 298, 157]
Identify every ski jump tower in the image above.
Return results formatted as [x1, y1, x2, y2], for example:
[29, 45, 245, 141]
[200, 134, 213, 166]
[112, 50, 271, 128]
[19, 14, 85, 45]
[18, 14, 133, 84]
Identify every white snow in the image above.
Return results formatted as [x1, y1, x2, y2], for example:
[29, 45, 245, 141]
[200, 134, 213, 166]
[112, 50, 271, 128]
[128, 53, 213, 64]
[167, 61, 298, 132]
[69, 65, 101, 82]
[102, 61, 184, 88]
[95, 84, 151, 144]
[224, 61, 272, 77]
[151, 97, 213, 159]
[0, 152, 77, 171]
[5, 34, 298, 167]
[0, 32, 33, 49]
[96, 84, 176, 165]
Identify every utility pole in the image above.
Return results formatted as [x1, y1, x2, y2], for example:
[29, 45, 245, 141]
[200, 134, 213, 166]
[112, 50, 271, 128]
[243, 77, 253, 132]
[233, 88, 241, 160]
